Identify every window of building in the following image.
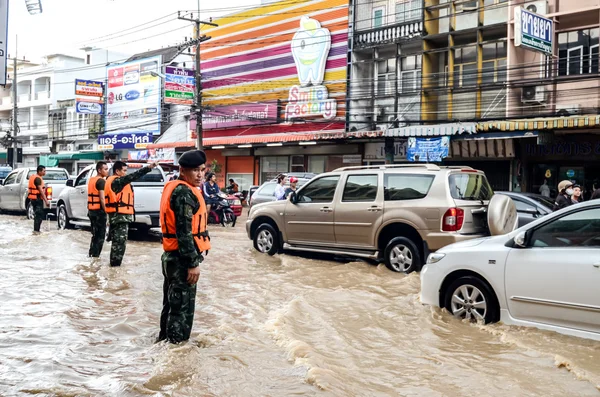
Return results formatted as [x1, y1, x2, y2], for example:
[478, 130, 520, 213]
[482, 41, 507, 85]
[308, 155, 326, 174]
[86, 54, 91, 65]
[483, 0, 507, 5]
[453, 45, 477, 88]
[78, 144, 94, 151]
[290, 155, 305, 172]
[395, 0, 421, 23]
[376, 57, 396, 96]
[78, 114, 83, 129]
[456, 0, 478, 12]
[261, 156, 289, 183]
[558, 28, 600, 76]
[373, 6, 385, 28]
[227, 173, 253, 192]
[399, 54, 422, 93]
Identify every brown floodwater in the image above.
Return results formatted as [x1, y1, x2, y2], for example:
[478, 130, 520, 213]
[0, 215, 599, 396]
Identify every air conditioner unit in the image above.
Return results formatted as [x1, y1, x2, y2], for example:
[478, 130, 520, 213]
[521, 86, 547, 104]
[556, 104, 582, 117]
[456, 0, 478, 12]
[524, 1, 548, 15]
[66, 143, 76, 152]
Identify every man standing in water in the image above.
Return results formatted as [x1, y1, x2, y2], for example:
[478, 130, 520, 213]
[27, 165, 50, 233]
[105, 161, 158, 267]
[158, 150, 210, 344]
[87, 162, 109, 258]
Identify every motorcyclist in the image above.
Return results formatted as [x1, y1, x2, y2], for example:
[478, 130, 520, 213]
[553, 180, 574, 211]
[227, 178, 239, 194]
[203, 172, 221, 212]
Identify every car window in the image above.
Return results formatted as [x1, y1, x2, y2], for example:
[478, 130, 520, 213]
[528, 195, 554, 210]
[384, 174, 435, 201]
[127, 166, 164, 183]
[297, 176, 340, 203]
[258, 182, 277, 196]
[343, 175, 378, 202]
[76, 170, 90, 187]
[449, 173, 494, 201]
[512, 199, 534, 212]
[27, 170, 69, 181]
[530, 208, 600, 248]
[3, 172, 17, 185]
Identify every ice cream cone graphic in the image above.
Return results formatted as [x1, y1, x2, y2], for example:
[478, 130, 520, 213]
[291, 16, 331, 87]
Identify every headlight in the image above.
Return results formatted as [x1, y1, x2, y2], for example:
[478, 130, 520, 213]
[427, 253, 446, 264]
[233, 199, 241, 206]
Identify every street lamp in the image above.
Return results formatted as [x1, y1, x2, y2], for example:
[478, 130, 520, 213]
[150, 71, 167, 80]
[24, 0, 43, 14]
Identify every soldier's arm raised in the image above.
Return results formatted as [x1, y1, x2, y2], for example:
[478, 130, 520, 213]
[111, 162, 158, 193]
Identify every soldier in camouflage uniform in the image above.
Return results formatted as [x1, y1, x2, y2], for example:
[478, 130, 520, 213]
[87, 161, 109, 258]
[106, 161, 158, 267]
[158, 150, 210, 344]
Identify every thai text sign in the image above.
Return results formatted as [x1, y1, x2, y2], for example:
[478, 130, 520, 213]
[514, 7, 553, 55]
[75, 79, 104, 97]
[202, 102, 278, 129]
[164, 66, 195, 105]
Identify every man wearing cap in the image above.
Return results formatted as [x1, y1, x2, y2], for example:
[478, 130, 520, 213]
[158, 150, 210, 344]
[553, 180, 574, 211]
[284, 176, 298, 199]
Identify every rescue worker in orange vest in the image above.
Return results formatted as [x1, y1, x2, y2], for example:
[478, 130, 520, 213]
[87, 161, 109, 258]
[28, 165, 49, 233]
[105, 161, 158, 267]
[158, 150, 210, 344]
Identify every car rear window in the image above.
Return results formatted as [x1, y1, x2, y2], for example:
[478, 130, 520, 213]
[384, 174, 435, 201]
[449, 173, 494, 201]
[27, 170, 69, 181]
[126, 167, 164, 183]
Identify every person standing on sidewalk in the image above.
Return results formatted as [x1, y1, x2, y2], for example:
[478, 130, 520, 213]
[27, 165, 49, 233]
[105, 161, 158, 267]
[158, 150, 210, 344]
[87, 162, 109, 258]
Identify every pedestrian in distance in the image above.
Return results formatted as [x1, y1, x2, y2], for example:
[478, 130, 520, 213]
[27, 165, 50, 233]
[274, 174, 286, 200]
[284, 176, 298, 199]
[158, 150, 210, 344]
[87, 161, 109, 258]
[539, 179, 551, 198]
[571, 184, 583, 204]
[553, 180, 574, 211]
[591, 182, 600, 200]
[105, 161, 159, 267]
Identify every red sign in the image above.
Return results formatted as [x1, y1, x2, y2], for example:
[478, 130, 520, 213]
[108, 67, 124, 88]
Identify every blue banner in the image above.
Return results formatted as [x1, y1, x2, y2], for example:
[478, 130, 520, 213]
[407, 137, 449, 162]
[97, 132, 153, 150]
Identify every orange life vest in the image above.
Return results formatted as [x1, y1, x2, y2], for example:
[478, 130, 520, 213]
[105, 175, 134, 215]
[27, 174, 44, 200]
[160, 180, 211, 253]
[87, 176, 103, 211]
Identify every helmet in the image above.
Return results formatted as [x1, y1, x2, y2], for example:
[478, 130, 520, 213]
[289, 177, 298, 183]
[558, 180, 573, 192]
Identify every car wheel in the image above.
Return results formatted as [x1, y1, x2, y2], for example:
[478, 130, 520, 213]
[383, 237, 421, 273]
[253, 223, 279, 255]
[26, 201, 35, 220]
[444, 276, 499, 324]
[57, 205, 72, 230]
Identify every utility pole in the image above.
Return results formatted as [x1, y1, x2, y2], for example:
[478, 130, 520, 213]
[11, 54, 17, 168]
[177, 11, 217, 150]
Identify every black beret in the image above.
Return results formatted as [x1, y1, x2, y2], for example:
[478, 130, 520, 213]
[178, 150, 207, 168]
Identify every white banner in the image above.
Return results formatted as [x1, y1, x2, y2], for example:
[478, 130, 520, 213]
[364, 140, 407, 160]
[105, 56, 161, 135]
[0, 0, 8, 86]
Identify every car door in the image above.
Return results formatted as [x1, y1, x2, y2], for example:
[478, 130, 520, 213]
[505, 206, 600, 334]
[334, 173, 383, 248]
[0, 171, 19, 210]
[70, 169, 91, 219]
[284, 175, 340, 245]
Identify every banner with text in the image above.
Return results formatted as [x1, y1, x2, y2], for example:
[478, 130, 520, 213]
[98, 132, 153, 150]
[201, 102, 278, 130]
[407, 137, 450, 162]
[164, 66, 195, 105]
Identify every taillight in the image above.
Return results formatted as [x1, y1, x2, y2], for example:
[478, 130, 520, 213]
[45, 186, 53, 200]
[442, 208, 464, 232]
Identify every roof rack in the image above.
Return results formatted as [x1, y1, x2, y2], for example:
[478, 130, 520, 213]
[334, 164, 441, 172]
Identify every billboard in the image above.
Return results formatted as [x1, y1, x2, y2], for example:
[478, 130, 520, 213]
[76, 99, 103, 115]
[164, 66, 195, 105]
[200, 0, 348, 126]
[105, 56, 161, 136]
[0, 0, 7, 86]
[75, 79, 104, 97]
[202, 102, 278, 129]
[97, 132, 153, 150]
[514, 7, 552, 55]
[407, 137, 450, 162]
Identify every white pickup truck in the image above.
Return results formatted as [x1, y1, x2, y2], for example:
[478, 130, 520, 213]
[55, 163, 166, 233]
[0, 167, 71, 218]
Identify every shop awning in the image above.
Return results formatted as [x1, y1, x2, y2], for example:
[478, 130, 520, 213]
[478, 114, 600, 132]
[147, 129, 382, 149]
[48, 151, 105, 161]
[452, 131, 538, 140]
[385, 122, 477, 137]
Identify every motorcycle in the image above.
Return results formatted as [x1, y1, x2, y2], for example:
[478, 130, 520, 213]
[207, 191, 237, 227]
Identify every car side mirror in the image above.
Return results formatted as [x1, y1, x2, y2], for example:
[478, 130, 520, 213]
[514, 231, 528, 248]
[0, 179, 4, 185]
[290, 191, 298, 204]
[66, 179, 74, 187]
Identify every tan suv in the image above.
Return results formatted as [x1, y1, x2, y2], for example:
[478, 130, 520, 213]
[246, 164, 515, 273]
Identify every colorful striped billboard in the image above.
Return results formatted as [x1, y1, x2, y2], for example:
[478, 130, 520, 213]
[200, 0, 348, 126]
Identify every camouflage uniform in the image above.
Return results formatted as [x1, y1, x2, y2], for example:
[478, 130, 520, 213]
[159, 182, 205, 343]
[107, 166, 152, 267]
[88, 210, 107, 257]
[32, 177, 45, 232]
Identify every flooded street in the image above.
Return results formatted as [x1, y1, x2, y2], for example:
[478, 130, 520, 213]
[0, 214, 599, 396]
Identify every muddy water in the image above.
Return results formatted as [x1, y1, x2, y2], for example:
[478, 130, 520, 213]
[0, 215, 599, 397]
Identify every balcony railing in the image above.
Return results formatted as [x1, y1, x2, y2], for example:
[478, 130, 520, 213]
[354, 21, 423, 48]
[35, 91, 50, 101]
[18, 93, 31, 103]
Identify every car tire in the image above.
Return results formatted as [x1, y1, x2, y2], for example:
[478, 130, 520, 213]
[383, 237, 421, 273]
[253, 223, 279, 256]
[26, 200, 35, 220]
[444, 276, 499, 324]
[57, 204, 72, 230]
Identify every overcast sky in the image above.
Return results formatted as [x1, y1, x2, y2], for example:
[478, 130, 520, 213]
[7, 0, 259, 62]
